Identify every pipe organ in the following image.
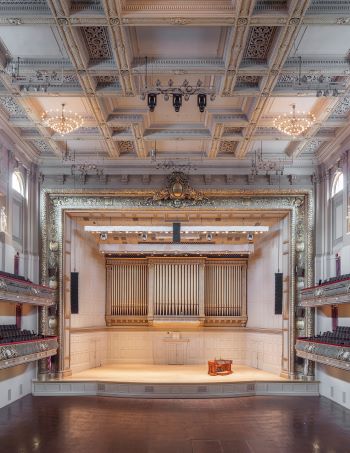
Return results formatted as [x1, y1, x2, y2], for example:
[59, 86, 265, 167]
[106, 258, 247, 327]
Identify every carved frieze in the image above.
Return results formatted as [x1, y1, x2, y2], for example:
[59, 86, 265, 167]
[331, 96, 350, 117]
[0, 97, 27, 118]
[82, 27, 113, 60]
[243, 26, 277, 61]
[144, 172, 211, 208]
[236, 75, 260, 88]
[118, 141, 136, 154]
[31, 139, 54, 155]
[219, 141, 237, 154]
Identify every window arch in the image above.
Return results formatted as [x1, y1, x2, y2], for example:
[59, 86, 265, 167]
[12, 171, 25, 196]
[332, 171, 343, 197]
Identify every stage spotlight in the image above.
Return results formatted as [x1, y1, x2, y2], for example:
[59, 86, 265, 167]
[141, 232, 148, 241]
[206, 232, 213, 241]
[147, 93, 157, 112]
[173, 94, 182, 112]
[247, 232, 254, 241]
[197, 94, 207, 113]
[100, 232, 108, 241]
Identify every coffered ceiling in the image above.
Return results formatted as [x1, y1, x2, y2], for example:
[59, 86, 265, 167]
[0, 0, 350, 174]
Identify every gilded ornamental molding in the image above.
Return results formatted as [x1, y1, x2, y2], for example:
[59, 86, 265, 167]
[39, 187, 313, 379]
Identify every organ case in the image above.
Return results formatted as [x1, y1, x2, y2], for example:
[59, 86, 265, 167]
[105, 257, 247, 327]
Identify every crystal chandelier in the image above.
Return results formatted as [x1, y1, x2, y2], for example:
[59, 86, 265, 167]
[41, 103, 83, 135]
[273, 104, 315, 136]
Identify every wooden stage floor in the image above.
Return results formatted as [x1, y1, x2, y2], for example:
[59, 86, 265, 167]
[33, 364, 319, 399]
[64, 364, 285, 384]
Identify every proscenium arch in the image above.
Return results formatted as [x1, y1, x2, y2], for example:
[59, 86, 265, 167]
[39, 189, 314, 380]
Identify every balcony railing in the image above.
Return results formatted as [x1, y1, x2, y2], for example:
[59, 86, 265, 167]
[300, 276, 350, 308]
[295, 339, 350, 372]
[0, 272, 55, 307]
[0, 337, 58, 370]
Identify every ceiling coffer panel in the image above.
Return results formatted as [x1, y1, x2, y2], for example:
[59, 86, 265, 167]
[243, 26, 277, 63]
[81, 27, 113, 61]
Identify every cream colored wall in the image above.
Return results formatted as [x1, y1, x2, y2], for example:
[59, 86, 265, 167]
[69, 222, 285, 376]
[69, 329, 282, 375]
[69, 221, 106, 328]
[245, 332, 282, 375]
[70, 331, 108, 373]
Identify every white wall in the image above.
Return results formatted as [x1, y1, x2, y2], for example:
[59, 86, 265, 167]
[0, 364, 36, 408]
[316, 364, 350, 410]
[247, 225, 283, 330]
[69, 221, 106, 328]
[0, 134, 40, 408]
[314, 151, 350, 409]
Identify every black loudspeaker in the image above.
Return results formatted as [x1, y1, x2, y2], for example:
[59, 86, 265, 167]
[71, 272, 79, 314]
[173, 222, 181, 243]
[275, 272, 283, 315]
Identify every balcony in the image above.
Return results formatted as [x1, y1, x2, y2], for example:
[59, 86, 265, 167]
[0, 337, 58, 370]
[295, 339, 350, 372]
[0, 272, 55, 307]
[300, 276, 350, 308]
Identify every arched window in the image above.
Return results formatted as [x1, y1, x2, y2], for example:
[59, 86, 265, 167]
[12, 171, 24, 196]
[332, 172, 343, 197]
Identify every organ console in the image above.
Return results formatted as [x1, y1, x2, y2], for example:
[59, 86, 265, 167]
[105, 257, 247, 327]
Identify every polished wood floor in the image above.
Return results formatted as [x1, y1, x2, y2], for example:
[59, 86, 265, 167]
[0, 396, 349, 453]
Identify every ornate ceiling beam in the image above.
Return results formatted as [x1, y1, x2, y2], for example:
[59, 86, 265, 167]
[235, 0, 313, 159]
[1, 0, 350, 27]
[220, 0, 257, 97]
[208, 123, 225, 159]
[46, 0, 119, 158]
[102, 0, 136, 96]
[131, 123, 147, 158]
[289, 81, 350, 160]
[285, 97, 340, 158]
[316, 125, 350, 163]
[0, 45, 65, 159]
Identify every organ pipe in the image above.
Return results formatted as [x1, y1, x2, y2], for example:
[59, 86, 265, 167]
[105, 258, 247, 320]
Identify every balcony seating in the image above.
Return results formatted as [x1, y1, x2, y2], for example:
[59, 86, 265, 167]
[319, 273, 350, 285]
[301, 326, 350, 347]
[0, 324, 43, 344]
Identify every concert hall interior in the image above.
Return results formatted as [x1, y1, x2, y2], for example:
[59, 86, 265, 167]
[1, 1, 350, 451]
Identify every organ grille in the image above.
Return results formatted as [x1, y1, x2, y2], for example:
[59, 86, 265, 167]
[105, 258, 247, 326]
[153, 261, 201, 317]
[204, 261, 246, 316]
[107, 260, 148, 316]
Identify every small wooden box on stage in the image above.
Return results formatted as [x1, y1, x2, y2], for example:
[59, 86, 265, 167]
[208, 359, 233, 376]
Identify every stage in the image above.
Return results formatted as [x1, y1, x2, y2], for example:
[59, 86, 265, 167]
[32, 364, 319, 399]
[64, 364, 283, 384]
